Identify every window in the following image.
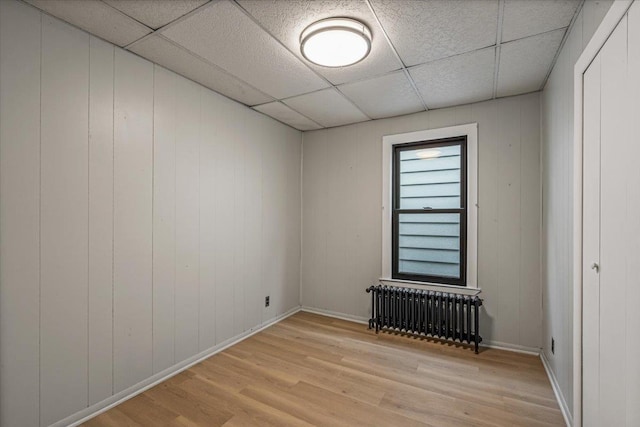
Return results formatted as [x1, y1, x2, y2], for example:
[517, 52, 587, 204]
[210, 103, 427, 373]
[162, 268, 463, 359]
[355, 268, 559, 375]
[381, 124, 478, 289]
[392, 137, 467, 285]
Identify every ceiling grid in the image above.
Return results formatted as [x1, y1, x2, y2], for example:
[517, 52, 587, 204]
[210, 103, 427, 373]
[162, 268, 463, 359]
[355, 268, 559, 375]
[23, 0, 583, 131]
[493, 0, 506, 99]
[364, 0, 429, 112]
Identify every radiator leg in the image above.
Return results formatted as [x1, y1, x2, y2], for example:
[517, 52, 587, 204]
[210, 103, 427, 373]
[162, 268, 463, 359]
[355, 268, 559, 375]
[370, 288, 374, 331]
[466, 297, 472, 345]
[367, 285, 374, 331]
[400, 289, 405, 331]
[378, 286, 387, 328]
[429, 291, 434, 336]
[459, 295, 464, 342]
[437, 293, 442, 338]
[375, 286, 380, 333]
[445, 294, 450, 340]
[474, 297, 480, 354]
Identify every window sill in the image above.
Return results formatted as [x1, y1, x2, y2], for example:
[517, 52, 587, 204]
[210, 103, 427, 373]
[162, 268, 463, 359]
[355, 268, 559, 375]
[378, 278, 482, 296]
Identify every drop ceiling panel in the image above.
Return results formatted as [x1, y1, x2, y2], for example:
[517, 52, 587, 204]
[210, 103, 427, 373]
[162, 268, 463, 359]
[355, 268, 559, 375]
[24, 0, 151, 47]
[502, 0, 580, 42]
[283, 89, 369, 128]
[237, 0, 402, 85]
[23, 0, 575, 126]
[253, 102, 322, 131]
[103, 0, 209, 30]
[130, 35, 273, 106]
[161, 1, 329, 99]
[497, 29, 565, 97]
[370, 0, 499, 66]
[339, 71, 424, 119]
[410, 47, 495, 109]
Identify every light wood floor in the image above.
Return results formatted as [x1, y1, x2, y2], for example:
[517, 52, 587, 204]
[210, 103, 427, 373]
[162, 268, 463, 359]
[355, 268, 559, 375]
[84, 311, 564, 426]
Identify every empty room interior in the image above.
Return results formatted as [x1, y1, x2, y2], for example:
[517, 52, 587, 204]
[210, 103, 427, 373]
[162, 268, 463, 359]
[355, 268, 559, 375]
[1, 0, 639, 426]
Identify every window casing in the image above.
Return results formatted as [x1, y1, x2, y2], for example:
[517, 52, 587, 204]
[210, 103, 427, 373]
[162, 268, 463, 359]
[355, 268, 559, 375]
[381, 123, 478, 290]
[392, 136, 467, 286]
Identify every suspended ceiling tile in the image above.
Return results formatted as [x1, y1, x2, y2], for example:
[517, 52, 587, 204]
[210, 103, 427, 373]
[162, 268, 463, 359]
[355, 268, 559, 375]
[410, 47, 495, 109]
[497, 28, 565, 97]
[129, 35, 273, 106]
[24, 0, 151, 47]
[283, 88, 369, 128]
[370, 0, 499, 66]
[502, 0, 580, 42]
[253, 102, 322, 131]
[236, 0, 402, 85]
[103, 0, 209, 30]
[338, 71, 424, 119]
[161, 1, 329, 99]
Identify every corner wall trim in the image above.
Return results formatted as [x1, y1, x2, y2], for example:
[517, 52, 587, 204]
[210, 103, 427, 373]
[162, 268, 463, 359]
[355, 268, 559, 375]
[540, 351, 572, 427]
[54, 306, 302, 427]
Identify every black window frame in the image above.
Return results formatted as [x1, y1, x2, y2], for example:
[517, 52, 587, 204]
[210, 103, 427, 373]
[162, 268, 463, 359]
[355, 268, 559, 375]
[392, 136, 468, 286]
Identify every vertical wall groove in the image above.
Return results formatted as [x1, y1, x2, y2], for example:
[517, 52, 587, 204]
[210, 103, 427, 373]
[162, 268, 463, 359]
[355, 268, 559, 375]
[151, 62, 155, 376]
[197, 89, 202, 349]
[111, 44, 115, 398]
[87, 30, 91, 410]
[38, 11, 43, 427]
[173, 74, 177, 365]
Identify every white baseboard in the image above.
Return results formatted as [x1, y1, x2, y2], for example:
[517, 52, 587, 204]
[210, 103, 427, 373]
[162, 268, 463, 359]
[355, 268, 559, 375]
[55, 305, 302, 427]
[540, 351, 572, 427]
[481, 340, 541, 356]
[300, 306, 369, 324]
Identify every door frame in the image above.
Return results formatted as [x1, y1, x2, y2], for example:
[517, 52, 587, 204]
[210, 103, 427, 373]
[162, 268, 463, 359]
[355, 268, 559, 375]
[573, 2, 634, 425]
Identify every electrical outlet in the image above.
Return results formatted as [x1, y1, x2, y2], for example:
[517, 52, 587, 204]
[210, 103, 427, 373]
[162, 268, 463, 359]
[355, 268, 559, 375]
[265, 296, 270, 307]
[551, 338, 555, 354]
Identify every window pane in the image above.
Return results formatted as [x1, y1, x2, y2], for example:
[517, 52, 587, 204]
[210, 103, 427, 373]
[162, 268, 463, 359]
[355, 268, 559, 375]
[399, 144, 461, 209]
[398, 213, 461, 278]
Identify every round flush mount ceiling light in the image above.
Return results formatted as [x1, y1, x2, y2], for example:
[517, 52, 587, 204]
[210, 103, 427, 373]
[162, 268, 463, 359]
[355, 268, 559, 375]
[300, 18, 372, 67]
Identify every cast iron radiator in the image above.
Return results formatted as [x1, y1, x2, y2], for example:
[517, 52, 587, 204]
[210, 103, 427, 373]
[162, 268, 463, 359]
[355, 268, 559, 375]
[366, 285, 483, 353]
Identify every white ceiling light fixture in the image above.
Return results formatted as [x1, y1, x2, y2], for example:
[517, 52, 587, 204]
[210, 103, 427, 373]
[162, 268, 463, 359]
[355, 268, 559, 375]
[300, 18, 372, 68]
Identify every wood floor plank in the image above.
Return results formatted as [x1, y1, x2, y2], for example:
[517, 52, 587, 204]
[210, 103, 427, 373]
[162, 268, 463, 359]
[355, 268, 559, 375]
[115, 394, 183, 426]
[84, 312, 564, 426]
[177, 377, 312, 427]
[84, 408, 142, 427]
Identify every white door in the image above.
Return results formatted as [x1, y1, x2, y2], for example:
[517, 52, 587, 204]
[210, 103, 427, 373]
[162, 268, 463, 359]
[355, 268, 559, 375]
[582, 6, 640, 426]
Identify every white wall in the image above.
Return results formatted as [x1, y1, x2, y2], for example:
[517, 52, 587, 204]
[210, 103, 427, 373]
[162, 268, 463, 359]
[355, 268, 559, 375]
[0, 1, 301, 426]
[301, 93, 542, 352]
[540, 0, 613, 418]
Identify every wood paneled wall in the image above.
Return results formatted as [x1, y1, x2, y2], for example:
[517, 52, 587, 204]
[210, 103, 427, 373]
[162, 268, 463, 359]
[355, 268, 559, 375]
[0, 1, 302, 426]
[301, 94, 542, 352]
